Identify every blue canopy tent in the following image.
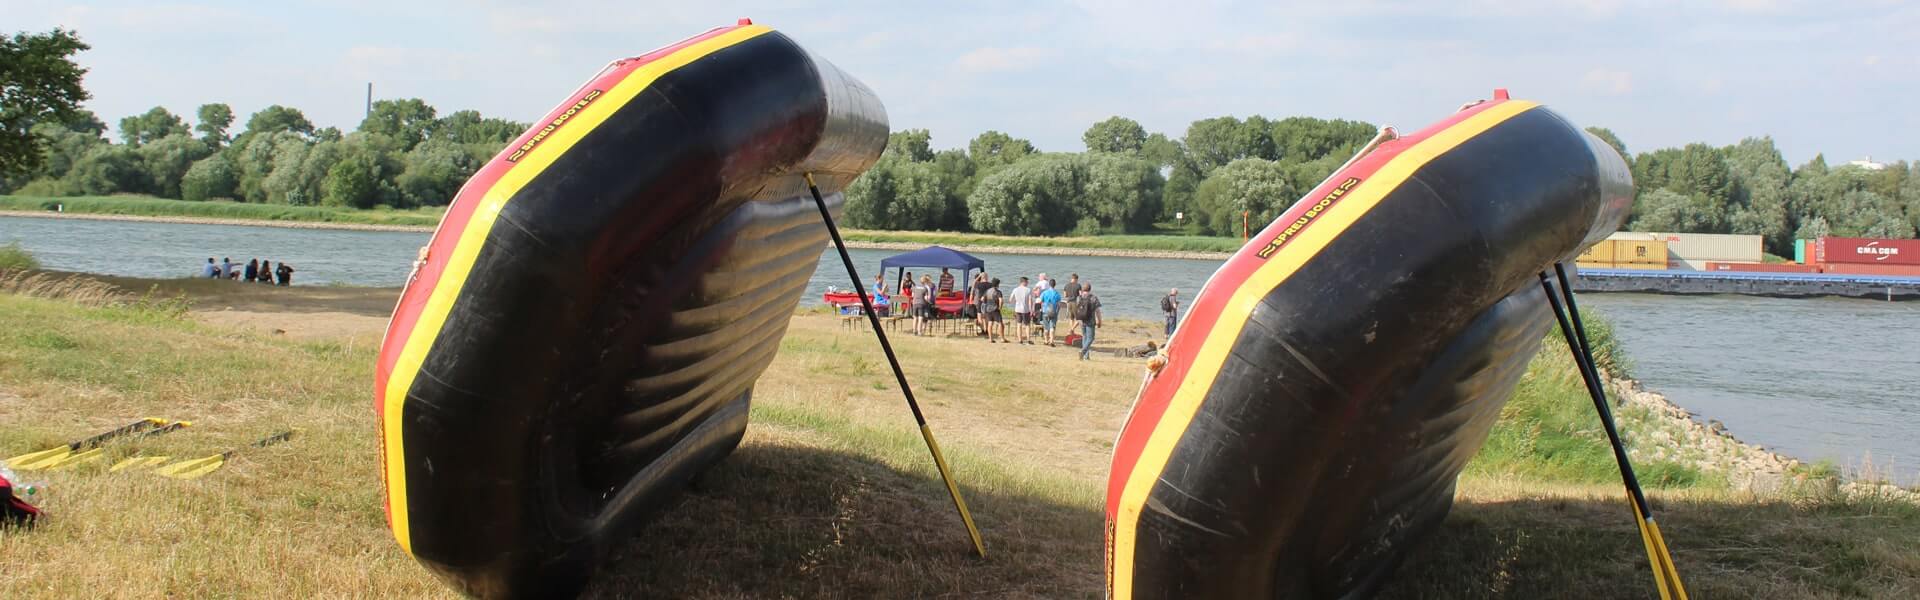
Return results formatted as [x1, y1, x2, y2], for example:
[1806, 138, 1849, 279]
[879, 246, 985, 297]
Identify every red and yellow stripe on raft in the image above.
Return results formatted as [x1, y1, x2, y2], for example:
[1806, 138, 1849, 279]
[372, 21, 773, 557]
[1104, 97, 1545, 598]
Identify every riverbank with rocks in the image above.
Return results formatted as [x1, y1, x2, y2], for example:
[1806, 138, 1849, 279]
[1609, 374, 1919, 502]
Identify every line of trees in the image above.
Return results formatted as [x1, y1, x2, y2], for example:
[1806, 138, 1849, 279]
[4, 28, 1916, 252]
[2, 97, 526, 209]
[846, 116, 1379, 236]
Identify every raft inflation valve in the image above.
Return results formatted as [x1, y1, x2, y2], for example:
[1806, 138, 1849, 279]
[804, 172, 988, 558]
[1540, 263, 1689, 600]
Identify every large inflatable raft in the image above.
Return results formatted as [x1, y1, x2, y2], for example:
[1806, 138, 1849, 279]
[1105, 92, 1632, 598]
[374, 21, 886, 597]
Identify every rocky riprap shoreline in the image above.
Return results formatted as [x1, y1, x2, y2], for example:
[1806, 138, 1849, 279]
[1610, 376, 1919, 502]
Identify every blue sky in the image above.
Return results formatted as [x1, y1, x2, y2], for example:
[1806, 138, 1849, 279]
[10, 0, 1916, 165]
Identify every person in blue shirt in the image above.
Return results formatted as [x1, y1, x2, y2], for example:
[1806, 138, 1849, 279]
[201, 257, 218, 278]
[1038, 283, 1063, 346]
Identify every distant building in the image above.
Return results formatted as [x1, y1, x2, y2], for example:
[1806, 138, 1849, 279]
[1846, 156, 1888, 171]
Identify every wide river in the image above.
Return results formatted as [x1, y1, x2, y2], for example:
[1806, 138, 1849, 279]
[5, 215, 1917, 482]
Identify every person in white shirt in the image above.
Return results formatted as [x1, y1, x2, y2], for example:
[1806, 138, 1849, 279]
[1009, 277, 1034, 344]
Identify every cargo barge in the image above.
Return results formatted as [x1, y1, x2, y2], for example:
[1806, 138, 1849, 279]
[1570, 268, 1920, 301]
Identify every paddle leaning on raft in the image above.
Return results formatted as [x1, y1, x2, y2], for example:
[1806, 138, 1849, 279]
[1105, 91, 1686, 598]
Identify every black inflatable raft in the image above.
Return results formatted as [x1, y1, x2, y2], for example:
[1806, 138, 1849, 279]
[374, 21, 886, 597]
[1105, 92, 1633, 598]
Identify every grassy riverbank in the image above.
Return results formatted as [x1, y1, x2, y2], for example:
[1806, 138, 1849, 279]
[0, 195, 445, 228]
[0, 273, 1916, 598]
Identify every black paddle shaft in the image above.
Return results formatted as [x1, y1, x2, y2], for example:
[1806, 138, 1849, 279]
[804, 175, 927, 425]
[1538, 268, 1653, 518]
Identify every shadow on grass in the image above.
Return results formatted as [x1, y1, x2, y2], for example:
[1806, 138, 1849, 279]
[1381, 493, 1920, 599]
[584, 442, 1105, 599]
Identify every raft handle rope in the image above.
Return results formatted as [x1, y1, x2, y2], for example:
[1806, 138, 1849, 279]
[1539, 264, 1689, 600]
[805, 173, 988, 558]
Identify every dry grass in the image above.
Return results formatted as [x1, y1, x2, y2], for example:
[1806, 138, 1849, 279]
[1, 279, 1916, 599]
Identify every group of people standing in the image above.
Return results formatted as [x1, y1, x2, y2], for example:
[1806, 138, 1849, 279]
[201, 257, 294, 286]
[891, 270, 1112, 360]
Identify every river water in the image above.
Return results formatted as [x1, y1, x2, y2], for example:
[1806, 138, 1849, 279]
[3, 215, 1916, 481]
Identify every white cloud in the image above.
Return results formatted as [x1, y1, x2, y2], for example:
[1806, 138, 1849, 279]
[1580, 69, 1634, 95]
[954, 46, 1059, 73]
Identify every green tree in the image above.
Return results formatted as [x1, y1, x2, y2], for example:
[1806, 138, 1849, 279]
[1267, 117, 1374, 164]
[1140, 133, 1182, 169]
[431, 110, 525, 146]
[138, 133, 212, 198]
[196, 103, 234, 147]
[1077, 152, 1163, 232]
[966, 153, 1078, 235]
[243, 105, 315, 136]
[1190, 157, 1295, 236]
[0, 29, 91, 179]
[967, 130, 1034, 170]
[396, 139, 482, 206]
[1722, 137, 1792, 252]
[180, 154, 238, 201]
[883, 129, 934, 162]
[1630, 188, 1727, 233]
[230, 130, 306, 202]
[65, 144, 145, 195]
[360, 98, 437, 150]
[118, 106, 190, 146]
[323, 155, 379, 208]
[1183, 117, 1247, 171]
[1083, 116, 1147, 154]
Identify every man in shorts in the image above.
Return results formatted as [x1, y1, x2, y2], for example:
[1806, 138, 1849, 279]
[981, 278, 1005, 342]
[1010, 277, 1033, 344]
[1038, 281, 1062, 346]
[912, 275, 935, 336]
[1061, 274, 1082, 329]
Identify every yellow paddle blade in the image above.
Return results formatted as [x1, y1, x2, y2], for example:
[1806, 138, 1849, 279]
[153, 455, 227, 479]
[1630, 497, 1688, 600]
[109, 455, 171, 472]
[45, 448, 106, 471]
[5, 447, 73, 471]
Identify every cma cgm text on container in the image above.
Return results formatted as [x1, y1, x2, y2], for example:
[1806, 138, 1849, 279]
[1817, 237, 1920, 266]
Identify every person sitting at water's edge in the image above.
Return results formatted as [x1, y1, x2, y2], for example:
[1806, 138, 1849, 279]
[258, 260, 275, 284]
[244, 259, 259, 282]
[202, 257, 219, 278]
[275, 261, 294, 286]
[221, 257, 236, 279]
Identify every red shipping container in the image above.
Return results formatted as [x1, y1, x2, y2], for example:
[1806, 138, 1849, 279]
[1817, 237, 1920, 266]
[1705, 262, 1823, 273]
[1818, 262, 1920, 277]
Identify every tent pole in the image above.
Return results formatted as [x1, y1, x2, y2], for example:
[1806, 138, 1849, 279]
[803, 173, 986, 558]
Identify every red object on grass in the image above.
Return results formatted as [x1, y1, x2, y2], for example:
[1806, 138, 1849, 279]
[1, 471, 41, 526]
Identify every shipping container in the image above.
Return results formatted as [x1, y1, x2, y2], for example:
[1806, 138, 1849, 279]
[1706, 261, 1823, 273]
[1648, 232, 1764, 262]
[1599, 261, 1668, 271]
[1817, 237, 1920, 266]
[1666, 258, 1711, 271]
[1615, 240, 1667, 265]
[1793, 239, 1807, 264]
[1577, 240, 1616, 264]
[1818, 262, 1920, 277]
[1606, 232, 1659, 241]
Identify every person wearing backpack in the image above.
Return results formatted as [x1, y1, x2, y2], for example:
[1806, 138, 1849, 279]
[1161, 288, 1180, 338]
[1076, 284, 1102, 360]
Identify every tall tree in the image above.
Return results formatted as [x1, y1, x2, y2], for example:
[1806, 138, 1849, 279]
[196, 103, 234, 147]
[360, 98, 438, 150]
[137, 133, 212, 198]
[118, 106, 190, 146]
[1190, 157, 1295, 236]
[0, 29, 91, 178]
[431, 110, 525, 146]
[967, 130, 1034, 170]
[883, 129, 935, 162]
[1082, 116, 1147, 154]
[243, 105, 315, 137]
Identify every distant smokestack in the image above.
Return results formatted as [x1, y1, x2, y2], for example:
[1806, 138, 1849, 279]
[365, 83, 373, 119]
